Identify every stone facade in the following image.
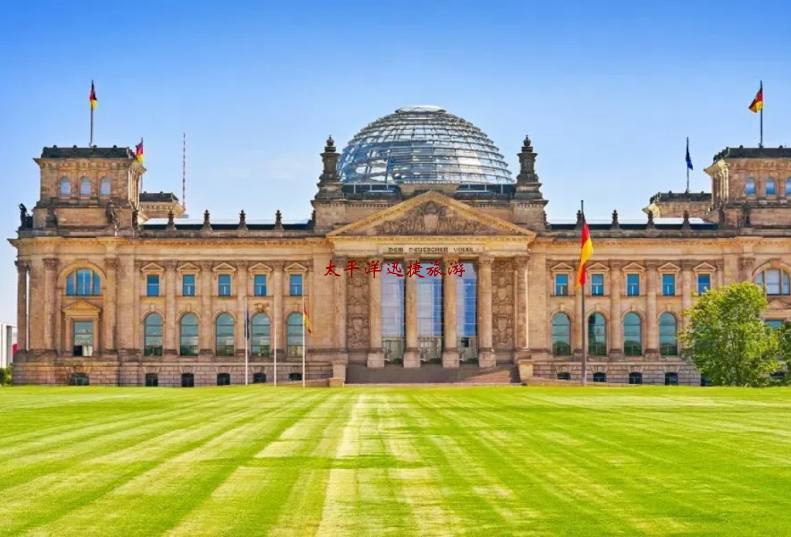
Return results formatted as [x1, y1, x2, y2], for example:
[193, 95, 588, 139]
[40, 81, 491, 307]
[11, 130, 791, 386]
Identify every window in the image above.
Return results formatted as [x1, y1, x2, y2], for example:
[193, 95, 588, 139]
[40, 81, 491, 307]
[99, 177, 111, 197]
[591, 274, 604, 296]
[288, 372, 303, 382]
[251, 314, 271, 357]
[143, 313, 163, 356]
[745, 177, 756, 196]
[588, 313, 607, 356]
[765, 319, 785, 330]
[66, 269, 102, 296]
[218, 274, 232, 296]
[59, 177, 72, 197]
[146, 274, 160, 297]
[456, 262, 477, 362]
[181, 373, 194, 387]
[551, 313, 571, 356]
[287, 312, 304, 358]
[179, 313, 199, 356]
[593, 372, 607, 383]
[554, 273, 569, 296]
[662, 274, 676, 296]
[628, 372, 643, 385]
[217, 373, 231, 386]
[79, 176, 92, 197]
[254, 274, 267, 296]
[786, 178, 791, 196]
[289, 274, 303, 296]
[215, 313, 235, 356]
[556, 372, 571, 381]
[182, 274, 196, 296]
[623, 312, 642, 356]
[755, 269, 791, 295]
[253, 372, 267, 384]
[659, 313, 678, 356]
[664, 372, 679, 385]
[73, 320, 94, 357]
[145, 373, 159, 387]
[69, 373, 90, 386]
[626, 273, 640, 296]
[697, 274, 711, 294]
[766, 177, 777, 196]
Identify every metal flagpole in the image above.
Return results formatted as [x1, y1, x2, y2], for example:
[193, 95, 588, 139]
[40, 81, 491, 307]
[301, 293, 306, 388]
[686, 137, 690, 193]
[759, 80, 764, 148]
[244, 298, 249, 386]
[90, 107, 94, 147]
[580, 200, 587, 386]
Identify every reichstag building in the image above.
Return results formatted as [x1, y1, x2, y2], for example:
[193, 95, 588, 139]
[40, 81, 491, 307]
[10, 105, 791, 385]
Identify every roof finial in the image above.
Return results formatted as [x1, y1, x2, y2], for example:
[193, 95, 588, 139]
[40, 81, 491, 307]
[202, 209, 211, 230]
[182, 132, 187, 211]
[275, 209, 283, 230]
[611, 209, 619, 229]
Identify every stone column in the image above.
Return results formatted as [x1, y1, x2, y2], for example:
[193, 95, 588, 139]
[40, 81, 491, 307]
[199, 262, 213, 353]
[117, 256, 135, 351]
[645, 261, 659, 358]
[478, 255, 495, 368]
[514, 255, 530, 360]
[104, 258, 118, 353]
[272, 262, 285, 357]
[27, 259, 44, 351]
[43, 257, 58, 351]
[334, 257, 347, 354]
[133, 261, 143, 353]
[164, 261, 177, 355]
[609, 262, 623, 357]
[403, 257, 420, 368]
[367, 257, 384, 368]
[442, 256, 459, 368]
[681, 261, 694, 333]
[235, 262, 248, 355]
[16, 261, 28, 352]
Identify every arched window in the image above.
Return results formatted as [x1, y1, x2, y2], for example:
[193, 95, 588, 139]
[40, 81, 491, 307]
[755, 268, 791, 296]
[628, 372, 643, 385]
[745, 177, 756, 196]
[99, 177, 111, 197]
[65, 269, 101, 296]
[251, 313, 271, 357]
[766, 177, 777, 196]
[665, 372, 679, 385]
[79, 176, 92, 197]
[785, 178, 791, 196]
[556, 372, 571, 381]
[588, 313, 607, 356]
[287, 312, 304, 358]
[592, 372, 607, 383]
[659, 313, 678, 356]
[215, 313, 235, 356]
[551, 313, 571, 356]
[59, 176, 72, 198]
[143, 313, 163, 356]
[179, 313, 199, 356]
[623, 312, 642, 356]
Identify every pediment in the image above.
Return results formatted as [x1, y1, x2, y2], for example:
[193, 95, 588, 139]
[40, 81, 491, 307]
[140, 262, 165, 273]
[693, 262, 717, 273]
[328, 191, 534, 238]
[212, 262, 237, 273]
[622, 262, 645, 273]
[658, 262, 681, 273]
[249, 262, 272, 273]
[587, 262, 610, 273]
[177, 262, 200, 273]
[285, 262, 308, 273]
[550, 262, 575, 273]
[63, 299, 101, 315]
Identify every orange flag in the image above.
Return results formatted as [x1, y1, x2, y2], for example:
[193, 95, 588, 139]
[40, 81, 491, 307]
[576, 221, 593, 287]
[749, 82, 764, 113]
[135, 138, 144, 163]
[89, 81, 97, 110]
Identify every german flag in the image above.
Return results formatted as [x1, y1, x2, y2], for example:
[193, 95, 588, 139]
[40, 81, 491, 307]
[749, 82, 764, 113]
[303, 302, 313, 335]
[576, 221, 593, 287]
[89, 81, 97, 110]
[135, 138, 144, 163]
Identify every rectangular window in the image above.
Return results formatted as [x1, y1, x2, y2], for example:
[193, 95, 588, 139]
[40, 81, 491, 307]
[254, 274, 267, 296]
[289, 274, 303, 296]
[146, 274, 160, 297]
[591, 274, 604, 296]
[218, 274, 232, 296]
[662, 274, 676, 296]
[765, 319, 784, 330]
[626, 273, 640, 296]
[73, 320, 94, 357]
[554, 274, 569, 296]
[182, 274, 196, 296]
[697, 274, 711, 294]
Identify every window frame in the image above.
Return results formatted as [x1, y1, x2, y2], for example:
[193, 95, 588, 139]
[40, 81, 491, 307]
[218, 274, 232, 297]
[99, 177, 112, 198]
[143, 313, 163, 356]
[623, 312, 642, 356]
[554, 273, 569, 297]
[289, 273, 303, 297]
[626, 273, 640, 297]
[661, 273, 676, 296]
[253, 274, 268, 297]
[179, 313, 199, 356]
[215, 313, 235, 356]
[182, 274, 196, 297]
[551, 312, 571, 356]
[659, 312, 678, 356]
[766, 177, 777, 196]
[66, 269, 102, 297]
[587, 313, 607, 356]
[590, 273, 605, 296]
[59, 176, 72, 198]
[79, 176, 92, 197]
[146, 274, 160, 297]
[696, 273, 711, 295]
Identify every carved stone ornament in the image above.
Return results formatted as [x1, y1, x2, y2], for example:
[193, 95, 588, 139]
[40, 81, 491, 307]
[372, 201, 497, 235]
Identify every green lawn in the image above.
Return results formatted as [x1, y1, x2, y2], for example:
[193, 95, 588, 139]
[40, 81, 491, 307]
[0, 386, 790, 536]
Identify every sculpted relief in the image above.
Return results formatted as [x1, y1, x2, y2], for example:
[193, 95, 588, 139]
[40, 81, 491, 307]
[371, 201, 500, 235]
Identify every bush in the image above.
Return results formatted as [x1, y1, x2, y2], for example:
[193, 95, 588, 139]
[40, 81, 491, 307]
[0, 366, 12, 386]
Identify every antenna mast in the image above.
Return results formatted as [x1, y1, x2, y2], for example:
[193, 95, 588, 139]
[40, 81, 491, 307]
[182, 132, 187, 211]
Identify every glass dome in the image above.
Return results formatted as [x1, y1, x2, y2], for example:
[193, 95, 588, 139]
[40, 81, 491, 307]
[338, 106, 513, 185]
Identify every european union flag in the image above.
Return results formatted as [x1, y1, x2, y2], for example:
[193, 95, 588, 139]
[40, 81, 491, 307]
[686, 138, 693, 171]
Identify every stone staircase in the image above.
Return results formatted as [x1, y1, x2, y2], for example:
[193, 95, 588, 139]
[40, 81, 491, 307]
[346, 363, 520, 384]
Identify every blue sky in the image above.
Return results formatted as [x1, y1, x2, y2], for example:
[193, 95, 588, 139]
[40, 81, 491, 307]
[1, 0, 790, 324]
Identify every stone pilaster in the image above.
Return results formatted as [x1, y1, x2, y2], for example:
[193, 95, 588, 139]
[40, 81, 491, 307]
[133, 260, 143, 352]
[199, 262, 213, 353]
[272, 262, 285, 357]
[681, 261, 695, 333]
[235, 262, 248, 354]
[117, 256, 135, 351]
[514, 255, 530, 360]
[367, 257, 384, 368]
[16, 261, 28, 352]
[104, 257, 118, 352]
[334, 257, 347, 355]
[442, 256, 459, 368]
[163, 261, 177, 355]
[43, 257, 58, 351]
[645, 261, 659, 358]
[403, 257, 420, 368]
[609, 261, 623, 357]
[478, 255, 495, 368]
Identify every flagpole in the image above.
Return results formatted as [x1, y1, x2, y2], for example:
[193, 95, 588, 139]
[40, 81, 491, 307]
[686, 137, 690, 193]
[302, 293, 306, 388]
[759, 81, 764, 148]
[90, 107, 94, 147]
[580, 200, 587, 387]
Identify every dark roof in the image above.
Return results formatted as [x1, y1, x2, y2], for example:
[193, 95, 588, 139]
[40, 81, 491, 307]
[649, 191, 711, 204]
[140, 191, 179, 203]
[40, 146, 134, 159]
[713, 146, 791, 161]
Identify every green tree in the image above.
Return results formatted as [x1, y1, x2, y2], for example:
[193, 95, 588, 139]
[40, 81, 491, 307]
[775, 322, 791, 385]
[682, 282, 779, 386]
